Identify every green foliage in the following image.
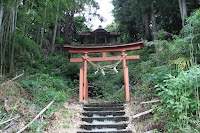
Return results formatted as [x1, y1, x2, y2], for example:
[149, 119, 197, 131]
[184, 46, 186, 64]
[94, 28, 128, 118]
[181, 9, 200, 64]
[154, 29, 169, 40]
[16, 54, 80, 80]
[182, 9, 200, 43]
[154, 66, 200, 132]
[29, 120, 48, 133]
[0, 0, 98, 75]
[105, 22, 120, 32]
[127, 9, 200, 132]
[86, 63, 125, 102]
[74, 16, 91, 33]
[112, 0, 199, 41]
[15, 31, 41, 56]
[20, 74, 68, 105]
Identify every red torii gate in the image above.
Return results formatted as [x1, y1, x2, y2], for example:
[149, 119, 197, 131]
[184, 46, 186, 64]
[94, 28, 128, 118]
[63, 41, 143, 102]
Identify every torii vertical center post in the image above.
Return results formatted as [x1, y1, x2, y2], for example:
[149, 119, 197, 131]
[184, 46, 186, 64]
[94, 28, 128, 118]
[63, 41, 144, 102]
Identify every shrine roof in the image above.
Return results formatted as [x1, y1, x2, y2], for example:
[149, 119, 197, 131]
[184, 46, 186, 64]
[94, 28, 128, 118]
[78, 25, 120, 36]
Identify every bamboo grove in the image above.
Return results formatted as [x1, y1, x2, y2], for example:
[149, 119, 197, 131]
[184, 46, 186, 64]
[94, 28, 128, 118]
[0, 0, 98, 76]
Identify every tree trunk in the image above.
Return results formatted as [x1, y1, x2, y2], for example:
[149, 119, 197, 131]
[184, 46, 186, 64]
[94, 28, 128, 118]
[151, 1, 158, 40]
[9, 3, 18, 74]
[143, 13, 150, 40]
[64, 8, 75, 43]
[8, 10, 13, 74]
[58, 20, 61, 39]
[0, 4, 3, 76]
[178, 0, 187, 26]
[51, 4, 59, 53]
[2, 10, 11, 74]
[40, 0, 48, 47]
[0, 4, 3, 31]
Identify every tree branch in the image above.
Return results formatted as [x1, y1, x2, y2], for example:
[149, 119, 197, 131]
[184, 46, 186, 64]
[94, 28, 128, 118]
[140, 99, 160, 104]
[133, 109, 153, 119]
[0, 115, 20, 125]
[0, 72, 24, 86]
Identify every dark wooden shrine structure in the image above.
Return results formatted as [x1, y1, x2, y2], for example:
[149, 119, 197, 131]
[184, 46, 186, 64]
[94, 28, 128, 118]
[63, 41, 144, 102]
[79, 26, 120, 44]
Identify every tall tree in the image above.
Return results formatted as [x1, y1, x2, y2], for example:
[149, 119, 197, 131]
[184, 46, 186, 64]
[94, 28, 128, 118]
[0, 3, 3, 31]
[0, 3, 4, 76]
[40, 0, 48, 47]
[0, 0, 99, 75]
[151, 1, 158, 40]
[51, 0, 60, 53]
[143, 13, 150, 40]
[178, 0, 187, 26]
[112, 0, 199, 42]
[9, 2, 19, 74]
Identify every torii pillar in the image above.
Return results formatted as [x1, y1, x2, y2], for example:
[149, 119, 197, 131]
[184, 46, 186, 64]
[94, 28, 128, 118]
[63, 41, 144, 102]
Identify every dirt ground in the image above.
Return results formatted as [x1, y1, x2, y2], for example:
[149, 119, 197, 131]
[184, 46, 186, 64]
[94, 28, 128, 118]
[129, 98, 155, 133]
[45, 102, 83, 133]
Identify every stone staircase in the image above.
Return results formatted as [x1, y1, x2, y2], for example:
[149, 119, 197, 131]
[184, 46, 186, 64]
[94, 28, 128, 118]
[77, 103, 132, 133]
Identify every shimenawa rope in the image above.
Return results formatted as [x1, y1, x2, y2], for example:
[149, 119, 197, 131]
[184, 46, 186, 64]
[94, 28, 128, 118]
[82, 54, 127, 75]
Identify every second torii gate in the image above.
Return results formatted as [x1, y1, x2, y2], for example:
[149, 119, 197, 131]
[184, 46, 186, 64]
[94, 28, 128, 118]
[63, 41, 143, 102]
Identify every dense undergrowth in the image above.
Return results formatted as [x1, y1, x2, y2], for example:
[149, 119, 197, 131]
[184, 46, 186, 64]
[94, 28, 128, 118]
[16, 53, 80, 105]
[0, 54, 80, 132]
[154, 66, 200, 132]
[131, 10, 200, 132]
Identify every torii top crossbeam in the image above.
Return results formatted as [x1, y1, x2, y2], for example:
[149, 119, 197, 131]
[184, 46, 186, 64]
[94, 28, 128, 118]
[64, 41, 143, 53]
[63, 41, 144, 102]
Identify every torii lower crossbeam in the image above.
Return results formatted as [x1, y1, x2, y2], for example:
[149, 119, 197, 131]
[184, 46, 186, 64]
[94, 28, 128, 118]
[63, 41, 144, 102]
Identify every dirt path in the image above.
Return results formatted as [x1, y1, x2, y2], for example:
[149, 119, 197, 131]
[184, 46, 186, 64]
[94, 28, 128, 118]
[45, 102, 83, 133]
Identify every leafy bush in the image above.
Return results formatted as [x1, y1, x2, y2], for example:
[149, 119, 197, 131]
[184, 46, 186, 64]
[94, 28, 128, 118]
[154, 66, 200, 132]
[20, 74, 68, 105]
[16, 54, 80, 80]
[41, 54, 79, 78]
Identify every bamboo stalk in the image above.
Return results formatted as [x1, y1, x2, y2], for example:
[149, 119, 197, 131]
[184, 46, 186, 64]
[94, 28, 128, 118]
[0, 4, 3, 76]
[16, 100, 54, 133]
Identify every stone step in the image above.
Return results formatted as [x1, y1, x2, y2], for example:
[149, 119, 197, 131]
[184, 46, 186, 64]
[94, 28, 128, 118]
[78, 103, 132, 133]
[82, 117, 129, 124]
[82, 111, 126, 118]
[83, 107, 124, 112]
[84, 103, 124, 108]
[80, 123, 128, 131]
[77, 130, 132, 133]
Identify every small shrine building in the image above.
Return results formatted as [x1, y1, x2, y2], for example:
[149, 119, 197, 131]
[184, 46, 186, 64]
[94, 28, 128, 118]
[78, 26, 120, 45]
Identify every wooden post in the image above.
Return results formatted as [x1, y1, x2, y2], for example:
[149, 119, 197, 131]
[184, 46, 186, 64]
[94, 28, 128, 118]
[85, 79, 88, 100]
[102, 52, 106, 58]
[124, 67, 130, 101]
[83, 52, 88, 100]
[121, 51, 130, 102]
[79, 68, 84, 102]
